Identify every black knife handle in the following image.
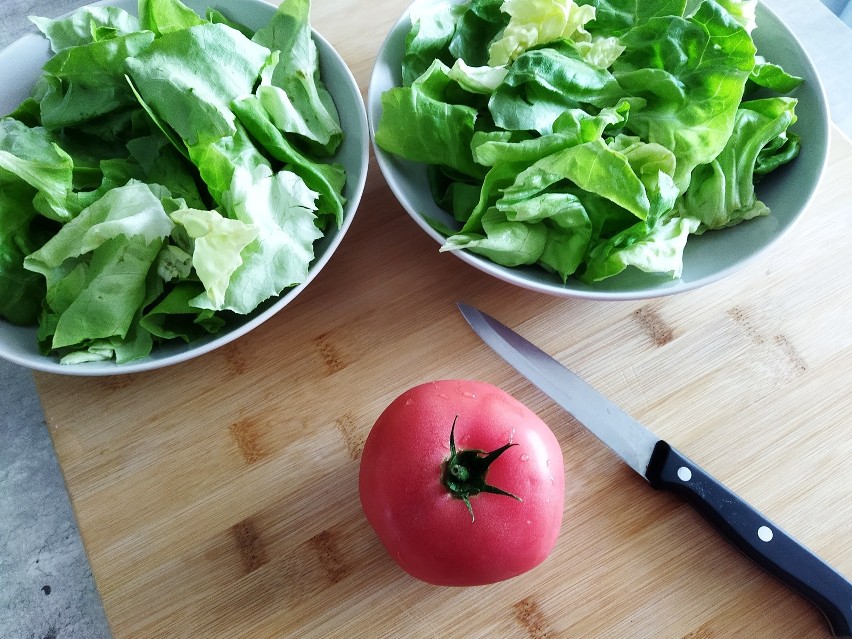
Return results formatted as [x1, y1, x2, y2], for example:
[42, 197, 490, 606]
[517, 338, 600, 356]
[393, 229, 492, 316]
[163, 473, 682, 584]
[646, 440, 852, 637]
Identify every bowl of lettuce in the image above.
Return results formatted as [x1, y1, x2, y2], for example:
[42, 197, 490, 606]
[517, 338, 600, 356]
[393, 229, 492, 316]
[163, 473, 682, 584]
[0, 0, 369, 374]
[369, 0, 830, 300]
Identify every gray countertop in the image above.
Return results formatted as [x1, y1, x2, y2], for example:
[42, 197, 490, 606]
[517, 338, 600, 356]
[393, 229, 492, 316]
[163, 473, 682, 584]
[1, 1, 850, 638]
[0, 360, 111, 639]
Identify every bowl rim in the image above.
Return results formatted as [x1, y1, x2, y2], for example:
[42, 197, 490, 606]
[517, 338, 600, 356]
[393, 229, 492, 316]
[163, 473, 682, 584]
[367, 0, 832, 302]
[0, 0, 370, 376]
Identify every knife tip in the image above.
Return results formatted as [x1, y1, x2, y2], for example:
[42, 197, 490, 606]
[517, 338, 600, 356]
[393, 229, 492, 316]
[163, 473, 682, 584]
[456, 301, 476, 320]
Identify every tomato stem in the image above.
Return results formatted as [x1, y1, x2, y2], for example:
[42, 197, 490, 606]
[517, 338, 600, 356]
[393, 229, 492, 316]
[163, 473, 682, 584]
[441, 415, 521, 522]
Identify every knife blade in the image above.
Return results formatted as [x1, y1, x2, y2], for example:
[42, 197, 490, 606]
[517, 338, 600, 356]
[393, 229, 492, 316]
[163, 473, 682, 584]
[458, 302, 852, 637]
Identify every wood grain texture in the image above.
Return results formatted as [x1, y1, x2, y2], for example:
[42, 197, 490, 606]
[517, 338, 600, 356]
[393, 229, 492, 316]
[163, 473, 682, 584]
[32, 1, 852, 637]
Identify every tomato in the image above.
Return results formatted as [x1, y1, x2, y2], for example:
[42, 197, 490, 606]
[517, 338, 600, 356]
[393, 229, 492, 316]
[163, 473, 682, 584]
[359, 379, 565, 586]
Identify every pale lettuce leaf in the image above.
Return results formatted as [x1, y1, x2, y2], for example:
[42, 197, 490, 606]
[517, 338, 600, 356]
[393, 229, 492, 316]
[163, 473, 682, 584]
[170, 208, 258, 308]
[30, 6, 141, 52]
[194, 165, 322, 313]
[488, 0, 596, 66]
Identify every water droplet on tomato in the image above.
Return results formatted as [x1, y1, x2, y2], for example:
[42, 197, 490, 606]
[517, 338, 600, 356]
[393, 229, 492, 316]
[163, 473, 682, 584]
[404, 398, 414, 406]
[520, 453, 530, 462]
[462, 391, 476, 398]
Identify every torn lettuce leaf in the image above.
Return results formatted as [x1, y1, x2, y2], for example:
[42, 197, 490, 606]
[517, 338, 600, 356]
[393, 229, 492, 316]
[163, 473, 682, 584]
[375, 61, 484, 178]
[677, 97, 799, 231]
[30, 6, 142, 52]
[169, 207, 258, 309]
[23, 181, 173, 353]
[0, 118, 75, 222]
[487, 0, 596, 66]
[204, 165, 323, 314]
[252, 0, 342, 155]
[138, 0, 206, 35]
[611, 1, 757, 191]
[124, 22, 270, 148]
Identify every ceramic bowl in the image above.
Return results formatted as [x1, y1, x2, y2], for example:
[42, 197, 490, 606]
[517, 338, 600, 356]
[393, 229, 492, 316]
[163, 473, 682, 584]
[368, 0, 830, 301]
[0, 0, 369, 375]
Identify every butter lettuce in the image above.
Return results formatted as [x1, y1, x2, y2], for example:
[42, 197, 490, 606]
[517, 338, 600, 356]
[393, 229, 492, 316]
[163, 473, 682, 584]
[125, 23, 270, 149]
[252, 0, 342, 155]
[198, 165, 323, 314]
[138, 0, 206, 34]
[612, 1, 757, 190]
[376, 61, 483, 178]
[169, 208, 258, 309]
[36, 30, 156, 130]
[31, 7, 142, 51]
[0, 118, 75, 222]
[375, 0, 802, 284]
[23, 181, 173, 355]
[488, 0, 596, 66]
[677, 97, 799, 231]
[0, 0, 346, 363]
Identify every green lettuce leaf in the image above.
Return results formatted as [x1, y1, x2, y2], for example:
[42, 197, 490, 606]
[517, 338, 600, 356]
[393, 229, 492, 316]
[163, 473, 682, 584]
[125, 23, 270, 148]
[195, 165, 322, 313]
[443, 206, 548, 268]
[489, 44, 624, 134]
[232, 95, 346, 226]
[139, 281, 225, 342]
[0, 181, 51, 325]
[402, 0, 467, 85]
[30, 6, 141, 52]
[575, 0, 687, 36]
[375, 61, 483, 178]
[709, 0, 757, 33]
[749, 55, 803, 93]
[138, 0, 206, 35]
[448, 0, 506, 67]
[185, 123, 270, 205]
[252, 0, 342, 155]
[581, 215, 699, 281]
[678, 97, 798, 231]
[54, 259, 163, 364]
[471, 100, 630, 166]
[24, 182, 173, 353]
[35, 31, 156, 129]
[499, 138, 654, 220]
[206, 9, 255, 38]
[613, 0, 757, 190]
[0, 118, 75, 222]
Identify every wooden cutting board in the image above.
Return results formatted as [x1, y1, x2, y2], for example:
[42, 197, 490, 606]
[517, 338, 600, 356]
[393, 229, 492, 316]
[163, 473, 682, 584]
[32, 1, 852, 637]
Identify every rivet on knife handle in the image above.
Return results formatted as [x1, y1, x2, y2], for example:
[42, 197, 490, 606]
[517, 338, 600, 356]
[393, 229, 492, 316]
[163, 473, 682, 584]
[646, 441, 852, 637]
[457, 302, 852, 637]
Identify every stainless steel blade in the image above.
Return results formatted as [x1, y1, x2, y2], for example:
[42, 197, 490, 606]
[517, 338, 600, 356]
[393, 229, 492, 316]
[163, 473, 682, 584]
[458, 303, 659, 478]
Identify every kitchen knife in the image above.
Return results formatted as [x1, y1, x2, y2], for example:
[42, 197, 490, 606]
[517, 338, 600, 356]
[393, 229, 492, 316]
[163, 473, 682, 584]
[458, 302, 852, 637]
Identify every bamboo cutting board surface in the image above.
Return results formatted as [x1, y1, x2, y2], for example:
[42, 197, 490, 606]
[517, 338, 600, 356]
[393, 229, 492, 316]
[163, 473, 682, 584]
[31, 1, 852, 637]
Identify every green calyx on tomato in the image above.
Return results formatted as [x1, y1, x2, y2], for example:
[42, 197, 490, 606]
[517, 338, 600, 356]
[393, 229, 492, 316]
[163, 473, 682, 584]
[442, 416, 521, 522]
